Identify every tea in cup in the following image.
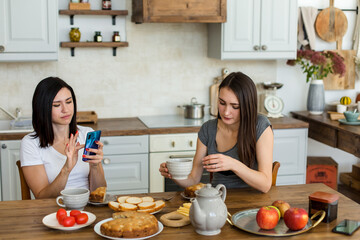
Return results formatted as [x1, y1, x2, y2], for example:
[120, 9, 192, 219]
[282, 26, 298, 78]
[56, 188, 90, 210]
[166, 159, 193, 180]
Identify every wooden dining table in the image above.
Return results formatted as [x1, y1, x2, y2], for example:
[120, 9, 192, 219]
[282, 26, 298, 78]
[0, 183, 359, 240]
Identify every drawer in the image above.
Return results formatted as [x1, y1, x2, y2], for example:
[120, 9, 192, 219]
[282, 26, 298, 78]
[102, 135, 148, 155]
[102, 153, 149, 193]
[150, 133, 197, 152]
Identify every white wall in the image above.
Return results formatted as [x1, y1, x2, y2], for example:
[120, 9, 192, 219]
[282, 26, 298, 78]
[278, 0, 359, 178]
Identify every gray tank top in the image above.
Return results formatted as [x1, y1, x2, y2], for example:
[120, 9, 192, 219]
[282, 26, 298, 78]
[198, 114, 271, 189]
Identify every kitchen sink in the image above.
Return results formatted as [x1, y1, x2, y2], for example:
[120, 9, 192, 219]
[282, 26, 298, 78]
[0, 119, 33, 133]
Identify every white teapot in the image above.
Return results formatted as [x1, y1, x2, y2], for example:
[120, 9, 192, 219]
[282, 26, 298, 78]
[189, 183, 227, 235]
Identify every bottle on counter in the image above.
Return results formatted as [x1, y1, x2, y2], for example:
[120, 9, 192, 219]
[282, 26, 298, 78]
[94, 31, 103, 42]
[69, 27, 81, 42]
[112, 31, 121, 42]
[102, 0, 111, 10]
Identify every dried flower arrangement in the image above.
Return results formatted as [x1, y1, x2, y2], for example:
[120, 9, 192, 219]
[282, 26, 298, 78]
[287, 50, 346, 83]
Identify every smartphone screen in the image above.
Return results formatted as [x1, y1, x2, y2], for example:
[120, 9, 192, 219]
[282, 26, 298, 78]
[332, 219, 360, 236]
[82, 130, 101, 161]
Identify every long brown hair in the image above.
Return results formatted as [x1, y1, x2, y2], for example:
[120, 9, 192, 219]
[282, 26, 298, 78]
[218, 72, 258, 168]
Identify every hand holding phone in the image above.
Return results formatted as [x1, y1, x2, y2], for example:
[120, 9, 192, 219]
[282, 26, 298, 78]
[332, 219, 360, 236]
[83, 130, 101, 161]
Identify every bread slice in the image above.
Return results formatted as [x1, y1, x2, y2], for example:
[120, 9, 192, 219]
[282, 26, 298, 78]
[141, 196, 154, 202]
[119, 203, 138, 211]
[108, 201, 120, 211]
[138, 201, 156, 210]
[125, 197, 142, 205]
[89, 186, 106, 203]
[137, 208, 156, 213]
[117, 196, 130, 204]
[154, 200, 165, 211]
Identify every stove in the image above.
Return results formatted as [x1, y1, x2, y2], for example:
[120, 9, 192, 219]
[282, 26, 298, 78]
[138, 114, 215, 128]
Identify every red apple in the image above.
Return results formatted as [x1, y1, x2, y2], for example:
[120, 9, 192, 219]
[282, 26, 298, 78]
[283, 207, 309, 231]
[256, 206, 279, 230]
[272, 200, 291, 218]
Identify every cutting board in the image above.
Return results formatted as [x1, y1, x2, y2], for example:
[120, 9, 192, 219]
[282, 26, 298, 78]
[323, 49, 356, 90]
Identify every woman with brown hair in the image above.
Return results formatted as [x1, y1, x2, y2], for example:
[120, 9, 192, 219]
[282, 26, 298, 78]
[159, 72, 274, 193]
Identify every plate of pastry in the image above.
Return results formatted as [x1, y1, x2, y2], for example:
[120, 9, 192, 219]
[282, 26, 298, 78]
[88, 194, 116, 206]
[94, 211, 163, 240]
[42, 210, 96, 231]
[88, 186, 113, 205]
[181, 182, 206, 200]
[108, 196, 166, 214]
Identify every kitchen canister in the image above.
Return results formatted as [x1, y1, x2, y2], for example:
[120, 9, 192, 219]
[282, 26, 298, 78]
[307, 79, 325, 115]
[178, 97, 205, 119]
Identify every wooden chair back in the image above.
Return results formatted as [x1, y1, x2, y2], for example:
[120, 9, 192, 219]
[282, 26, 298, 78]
[209, 161, 281, 186]
[16, 160, 31, 200]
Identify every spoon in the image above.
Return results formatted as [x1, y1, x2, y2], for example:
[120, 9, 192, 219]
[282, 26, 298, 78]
[354, 109, 357, 113]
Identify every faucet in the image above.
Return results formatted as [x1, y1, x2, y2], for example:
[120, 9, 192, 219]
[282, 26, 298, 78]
[0, 106, 19, 120]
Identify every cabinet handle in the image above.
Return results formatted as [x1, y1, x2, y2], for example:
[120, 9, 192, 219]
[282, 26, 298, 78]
[253, 45, 260, 51]
[103, 140, 109, 145]
[261, 45, 267, 51]
[103, 158, 111, 165]
[169, 154, 194, 159]
[1, 144, 7, 149]
[189, 140, 193, 147]
[0, 45, 4, 53]
[171, 141, 175, 147]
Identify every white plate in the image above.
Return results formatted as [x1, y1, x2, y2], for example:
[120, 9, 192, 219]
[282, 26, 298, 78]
[42, 210, 96, 231]
[94, 218, 163, 240]
[88, 194, 116, 206]
[180, 192, 193, 200]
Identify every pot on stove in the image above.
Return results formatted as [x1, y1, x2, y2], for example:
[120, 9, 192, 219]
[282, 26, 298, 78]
[178, 97, 205, 119]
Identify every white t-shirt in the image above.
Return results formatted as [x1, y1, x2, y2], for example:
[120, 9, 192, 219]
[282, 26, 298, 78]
[20, 125, 94, 190]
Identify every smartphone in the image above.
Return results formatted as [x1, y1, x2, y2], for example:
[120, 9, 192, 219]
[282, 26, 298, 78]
[82, 130, 101, 161]
[332, 219, 360, 236]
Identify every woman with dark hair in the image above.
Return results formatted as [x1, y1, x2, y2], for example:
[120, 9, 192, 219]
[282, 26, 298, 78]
[159, 72, 274, 193]
[20, 77, 106, 199]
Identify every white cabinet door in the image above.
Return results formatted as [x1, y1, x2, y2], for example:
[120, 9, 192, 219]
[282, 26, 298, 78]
[208, 0, 297, 59]
[0, 140, 21, 201]
[0, 0, 58, 61]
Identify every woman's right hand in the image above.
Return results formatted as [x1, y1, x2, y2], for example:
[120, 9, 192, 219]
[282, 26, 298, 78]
[64, 131, 83, 172]
[159, 162, 171, 179]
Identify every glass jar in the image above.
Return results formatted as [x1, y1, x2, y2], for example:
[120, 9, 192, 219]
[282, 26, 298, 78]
[112, 31, 121, 42]
[102, 0, 111, 10]
[94, 31, 102, 42]
[69, 27, 81, 42]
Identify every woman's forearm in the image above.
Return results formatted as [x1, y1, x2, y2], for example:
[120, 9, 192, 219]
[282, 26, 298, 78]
[35, 167, 70, 198]
[89, 163, 107, 191]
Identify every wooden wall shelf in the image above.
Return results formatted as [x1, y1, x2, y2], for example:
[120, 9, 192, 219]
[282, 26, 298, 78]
[59, 10, 128, 25]
[60, 42, 129, 56]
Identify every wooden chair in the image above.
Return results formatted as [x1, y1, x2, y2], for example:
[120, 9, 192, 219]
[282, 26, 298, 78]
[209, 161, 281, 186]
[16, 160, 31, 200]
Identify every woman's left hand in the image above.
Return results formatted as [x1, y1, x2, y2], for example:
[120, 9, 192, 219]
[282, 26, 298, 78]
[83, 140, 104, 167]
[202, 154, 237, 172]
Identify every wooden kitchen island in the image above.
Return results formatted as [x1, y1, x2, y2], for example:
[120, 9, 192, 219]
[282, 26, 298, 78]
[0, 183, 359, 239]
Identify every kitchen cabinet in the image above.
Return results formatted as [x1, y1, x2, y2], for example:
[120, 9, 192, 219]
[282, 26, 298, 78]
[0, 0, 58, 62]
[132, 0, 226, 23]
[0, 140, 21, 201]
[273, 128, 308, 185]
[102, 135, 149, 195]
[208, 0, 298, 60]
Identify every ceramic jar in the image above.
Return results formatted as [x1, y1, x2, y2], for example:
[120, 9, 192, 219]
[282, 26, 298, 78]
[307, 79, 325, 115]
[69, 27, 81, 42]
[189, 183, 227, 236]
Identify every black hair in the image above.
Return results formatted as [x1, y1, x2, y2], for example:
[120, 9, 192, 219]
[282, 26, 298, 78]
[32, 77, 77, 147]
[218, 72, 258, 168]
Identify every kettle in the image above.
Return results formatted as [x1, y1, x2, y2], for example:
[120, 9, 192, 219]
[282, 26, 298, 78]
[189, 183, 227, 235]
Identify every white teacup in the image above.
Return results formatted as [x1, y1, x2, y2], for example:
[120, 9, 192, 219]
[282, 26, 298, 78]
[337, 104, 347, 113]
[56, 188, 90, 210]
[166, 158, 193, 180]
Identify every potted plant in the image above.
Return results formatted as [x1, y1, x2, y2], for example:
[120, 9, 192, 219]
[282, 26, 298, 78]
[287, 50, 346, 115]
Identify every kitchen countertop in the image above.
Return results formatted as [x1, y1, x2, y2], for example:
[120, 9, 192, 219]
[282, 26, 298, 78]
[0, 114, 308, 140]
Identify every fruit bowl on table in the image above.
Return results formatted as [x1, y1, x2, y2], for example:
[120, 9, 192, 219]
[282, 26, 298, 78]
[230, 209, 325, 237]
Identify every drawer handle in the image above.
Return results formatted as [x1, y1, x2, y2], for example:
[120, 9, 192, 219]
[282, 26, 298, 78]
[169, 154, 194, 159]
[0, 45, 4, 53]
[171, 141, 175, 147]
[103, 140, 109, 145]
[189, 140, 193, 147]
[103, 158, 111, 165]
